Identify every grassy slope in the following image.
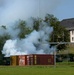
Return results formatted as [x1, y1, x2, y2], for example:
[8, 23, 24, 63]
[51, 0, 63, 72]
[57, 44, 74, 54]
[68, 45, 74, 54]
[0, 66, 74, 75]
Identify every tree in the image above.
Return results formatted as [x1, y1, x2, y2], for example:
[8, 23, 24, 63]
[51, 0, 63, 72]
[45, 14, 70, 50]
[32, 17, 42, 31]
[17, 20, 33, 39]
[0, 26, 10, 57]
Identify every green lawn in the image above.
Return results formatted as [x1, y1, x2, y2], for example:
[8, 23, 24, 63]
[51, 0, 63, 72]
[0, 66, 74, 75]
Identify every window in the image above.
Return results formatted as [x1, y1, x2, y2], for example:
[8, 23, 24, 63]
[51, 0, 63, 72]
[72, 31, 74, 35]
[72, 37, 74, 41]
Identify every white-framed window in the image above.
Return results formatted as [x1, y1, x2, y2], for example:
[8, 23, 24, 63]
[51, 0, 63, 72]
[72, 37, 74, 41]
[72, 30, 74, 35]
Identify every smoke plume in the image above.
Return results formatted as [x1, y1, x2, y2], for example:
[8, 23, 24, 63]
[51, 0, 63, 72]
[0, 0, 60, 57]
[2, 20, 56, 57]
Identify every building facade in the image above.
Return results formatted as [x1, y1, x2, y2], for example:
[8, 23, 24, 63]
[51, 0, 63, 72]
[60, 18, 74, 42]
[70, 30, 74, 42]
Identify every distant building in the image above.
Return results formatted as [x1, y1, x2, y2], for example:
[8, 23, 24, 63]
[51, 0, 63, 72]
[60, 18, 74, 42]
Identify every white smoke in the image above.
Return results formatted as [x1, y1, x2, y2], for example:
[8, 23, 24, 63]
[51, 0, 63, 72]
[0, 0, 40, 25]
[6, 21, 21, 39]
[0, 21, 21, 38]
[0, 0, 62, 25]
[0, 26, 7, 36]
[0, 0, 59, 57]
[2, 21, 56, 57]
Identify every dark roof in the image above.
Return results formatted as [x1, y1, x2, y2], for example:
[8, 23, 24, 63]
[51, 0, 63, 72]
[60, 18, 74, 30]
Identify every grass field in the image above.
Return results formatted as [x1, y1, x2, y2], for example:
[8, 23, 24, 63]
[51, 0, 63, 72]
[0, 44, 74, 75]
[0, 65, 74, 75]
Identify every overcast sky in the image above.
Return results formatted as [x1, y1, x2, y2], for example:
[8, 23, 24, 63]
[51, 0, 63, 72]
[0, 0, 74, 25]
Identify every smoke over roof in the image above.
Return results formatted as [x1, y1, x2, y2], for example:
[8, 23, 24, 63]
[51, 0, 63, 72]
[2, 20, 56, 57]
[0, 0, 59, 57]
